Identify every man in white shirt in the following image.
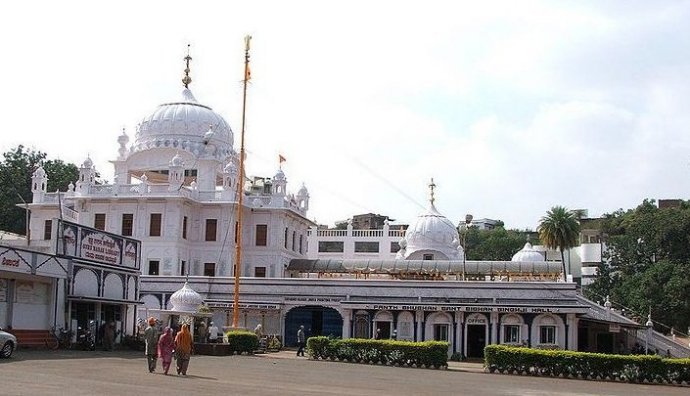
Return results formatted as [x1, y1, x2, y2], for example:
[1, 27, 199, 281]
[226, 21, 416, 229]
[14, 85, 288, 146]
[208, 322, 219, 343]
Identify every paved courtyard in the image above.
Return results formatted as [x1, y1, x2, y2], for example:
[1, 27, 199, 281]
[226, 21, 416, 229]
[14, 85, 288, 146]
[0, 349, 686, 396]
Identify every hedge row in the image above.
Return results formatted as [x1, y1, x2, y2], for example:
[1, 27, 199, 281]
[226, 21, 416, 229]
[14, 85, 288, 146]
[225, 331, 259, 354]
[485, 344, 690, 385]
[307, 337, 448, 369]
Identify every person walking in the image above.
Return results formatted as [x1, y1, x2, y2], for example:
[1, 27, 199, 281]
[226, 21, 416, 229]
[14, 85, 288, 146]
[174, 324, 193, 376]
[157, 327, 175, 375]
[144, 317, 159, 373]
[208, 321, 219, 343]
[103, 322, 115, 351]
[296, 325, 306, 357]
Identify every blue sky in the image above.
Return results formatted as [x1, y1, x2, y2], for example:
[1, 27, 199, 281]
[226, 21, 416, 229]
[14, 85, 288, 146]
[1, 1, 689, 230]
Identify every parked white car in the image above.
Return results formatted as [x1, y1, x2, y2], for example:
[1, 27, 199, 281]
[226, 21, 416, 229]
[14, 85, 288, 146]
[0, 327, 17, 358]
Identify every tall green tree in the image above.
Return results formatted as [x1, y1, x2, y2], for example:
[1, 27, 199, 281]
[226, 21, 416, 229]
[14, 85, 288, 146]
[0, 145, 78, 235]
[586, 199, 690, 333]
[538, 206, 581, 281]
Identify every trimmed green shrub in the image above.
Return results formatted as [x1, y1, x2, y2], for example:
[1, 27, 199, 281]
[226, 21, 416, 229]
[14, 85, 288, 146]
[226, 331, 259, 355]
[306, 336, 448, 369]
[485, 344, 690, 385]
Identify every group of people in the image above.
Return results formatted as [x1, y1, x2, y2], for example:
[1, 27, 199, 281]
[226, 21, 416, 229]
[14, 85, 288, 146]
[143, 317, 194, 376]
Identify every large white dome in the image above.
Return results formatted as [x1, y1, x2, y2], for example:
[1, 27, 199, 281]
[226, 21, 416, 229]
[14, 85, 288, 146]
[396, 203, 462, 260]
[132, 88, 234, 161]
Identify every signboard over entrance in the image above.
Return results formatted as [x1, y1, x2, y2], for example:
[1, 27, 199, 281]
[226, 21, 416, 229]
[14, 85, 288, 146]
[56, 220, 141, 269]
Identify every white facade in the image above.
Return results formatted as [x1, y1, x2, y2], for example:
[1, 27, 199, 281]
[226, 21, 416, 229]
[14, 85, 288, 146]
[26, 80, 313, 281]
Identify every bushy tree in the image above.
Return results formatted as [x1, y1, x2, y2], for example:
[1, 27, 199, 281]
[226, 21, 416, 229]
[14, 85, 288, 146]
[0, 145, 78, 235]
[586, 199, 690, 333]
[463, 226, 528, 261]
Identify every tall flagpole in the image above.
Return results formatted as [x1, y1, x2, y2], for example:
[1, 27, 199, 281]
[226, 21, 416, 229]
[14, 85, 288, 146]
[233, 35, 251, 329]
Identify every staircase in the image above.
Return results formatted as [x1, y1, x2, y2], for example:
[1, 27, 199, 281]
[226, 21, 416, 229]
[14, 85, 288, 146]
[9, 329, 52, 349]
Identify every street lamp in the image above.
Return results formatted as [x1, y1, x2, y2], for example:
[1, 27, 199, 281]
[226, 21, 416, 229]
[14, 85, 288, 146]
[462, 214, 473, 281]
[645, 313, 653, 355]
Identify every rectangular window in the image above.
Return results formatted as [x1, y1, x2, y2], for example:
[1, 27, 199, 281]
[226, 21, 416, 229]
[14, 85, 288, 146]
[121, 214, 133, 237]
[254, 266, 266, 278]
[423, 254, 434, 260]
[149, 213, 162, 237]
[94, 213, 106, 231]
[355, 241, 379, 253]
[284, 227, 288, 249]
[433, 324, 449, 341]
[299, 235, 303, 254]
[540, 326, 556, 344]
[255, 224, 267, 246]
[390, 241, 400, 253]
[43, 219, 52, 240]
[318, 241, 344, 253]
[148, 260, 160, 276]
[180, 260, 186, 276]
[204, 262, 216, 277]
[205, 219, 217, 241]
[503, 325, 520, 344]
[292, 231, 296, 251]
[182, 216, 188, 239]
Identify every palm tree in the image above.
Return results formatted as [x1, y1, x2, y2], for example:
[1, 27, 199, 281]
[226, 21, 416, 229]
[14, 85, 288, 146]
[538, 206, 581, 281]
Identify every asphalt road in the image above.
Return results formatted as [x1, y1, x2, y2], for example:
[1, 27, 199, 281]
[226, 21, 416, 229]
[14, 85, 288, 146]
[0, 349, 685, 396]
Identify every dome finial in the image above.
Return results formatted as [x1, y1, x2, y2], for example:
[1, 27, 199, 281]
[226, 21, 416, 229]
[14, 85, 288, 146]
[428, 177, 436, 206]
[182, 44, 192, 88]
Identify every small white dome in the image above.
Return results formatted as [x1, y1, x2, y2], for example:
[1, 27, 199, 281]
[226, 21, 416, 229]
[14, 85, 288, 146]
[297, 183, 309, 196]
[169, 152, 184, 167]
[82, 157, 93, 169]
[32, 166, 46, 178]
[169, 282, 204, 312]
[274, 168, 286, 181]
[511, 242, 545, 262]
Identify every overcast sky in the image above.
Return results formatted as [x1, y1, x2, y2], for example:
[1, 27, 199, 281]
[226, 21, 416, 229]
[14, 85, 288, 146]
[1, 1, 689, 230]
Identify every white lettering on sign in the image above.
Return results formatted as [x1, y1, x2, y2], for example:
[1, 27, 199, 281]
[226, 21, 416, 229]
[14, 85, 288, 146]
[467, 318, 487, 324]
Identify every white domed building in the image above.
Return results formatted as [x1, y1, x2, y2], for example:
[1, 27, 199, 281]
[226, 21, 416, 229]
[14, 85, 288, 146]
[395, 201, 463, 261]
[25, 52, 313, 336]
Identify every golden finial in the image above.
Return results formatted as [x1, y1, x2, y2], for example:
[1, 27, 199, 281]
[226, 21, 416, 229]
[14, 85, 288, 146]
[429, 178, 436, 206]
[182, 44, 192, 88]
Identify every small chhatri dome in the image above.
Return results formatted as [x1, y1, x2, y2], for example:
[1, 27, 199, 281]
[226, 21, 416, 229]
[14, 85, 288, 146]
[297, 183, 309, 196]
[82, 156, 93, 169]
[33, 166, 46, 178]
[169, 152, 184, 167]
[274, 168, 286, 181]
[224, 161, 238, 175]
[511, 242, 545, 262]
[169, 282, 204, 312]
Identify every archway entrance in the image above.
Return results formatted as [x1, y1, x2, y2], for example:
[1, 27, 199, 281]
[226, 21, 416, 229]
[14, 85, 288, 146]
[467, 325, 487, 358]
[285, 306, 343, 346]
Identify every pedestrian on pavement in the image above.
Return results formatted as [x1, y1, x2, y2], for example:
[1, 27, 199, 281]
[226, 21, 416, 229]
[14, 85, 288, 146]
[174, 324, 193, 376]
[208, 321, 219, 343]
[144, 317, 159, 373]
[103, 322, 115, 351]
[157, 327, 175, 375]
[296, 325, 306, 357]
[197, 321, 208, 343]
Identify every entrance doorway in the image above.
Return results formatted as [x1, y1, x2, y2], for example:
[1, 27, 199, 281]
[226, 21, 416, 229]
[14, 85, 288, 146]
[285, 306, 343, 346]
[375, 321, 391, 339]
[597, 333, 614, 354]
[467, 324, 486, 358]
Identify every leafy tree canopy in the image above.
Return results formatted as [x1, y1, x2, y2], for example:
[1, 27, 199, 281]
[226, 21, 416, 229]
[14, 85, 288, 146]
[0, 145, 78, 235]
[586, 199, 690, 334]
[463, 225, 530, 261]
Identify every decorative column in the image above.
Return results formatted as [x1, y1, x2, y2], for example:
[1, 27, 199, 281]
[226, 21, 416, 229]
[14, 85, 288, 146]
[490, 312, 499, 345]
[342, 309, 351, 339]
[566, 314, 578, 351]
[415, 310, 424, 341]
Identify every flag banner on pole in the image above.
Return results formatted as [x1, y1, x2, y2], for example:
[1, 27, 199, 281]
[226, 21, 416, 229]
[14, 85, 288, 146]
[279, 154, 286, 164]
[245, 64, 251, 81]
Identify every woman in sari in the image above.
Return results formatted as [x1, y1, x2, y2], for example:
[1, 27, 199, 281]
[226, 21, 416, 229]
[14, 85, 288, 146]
[157, 327, 174, 375]
[174, 324, 193, 375]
